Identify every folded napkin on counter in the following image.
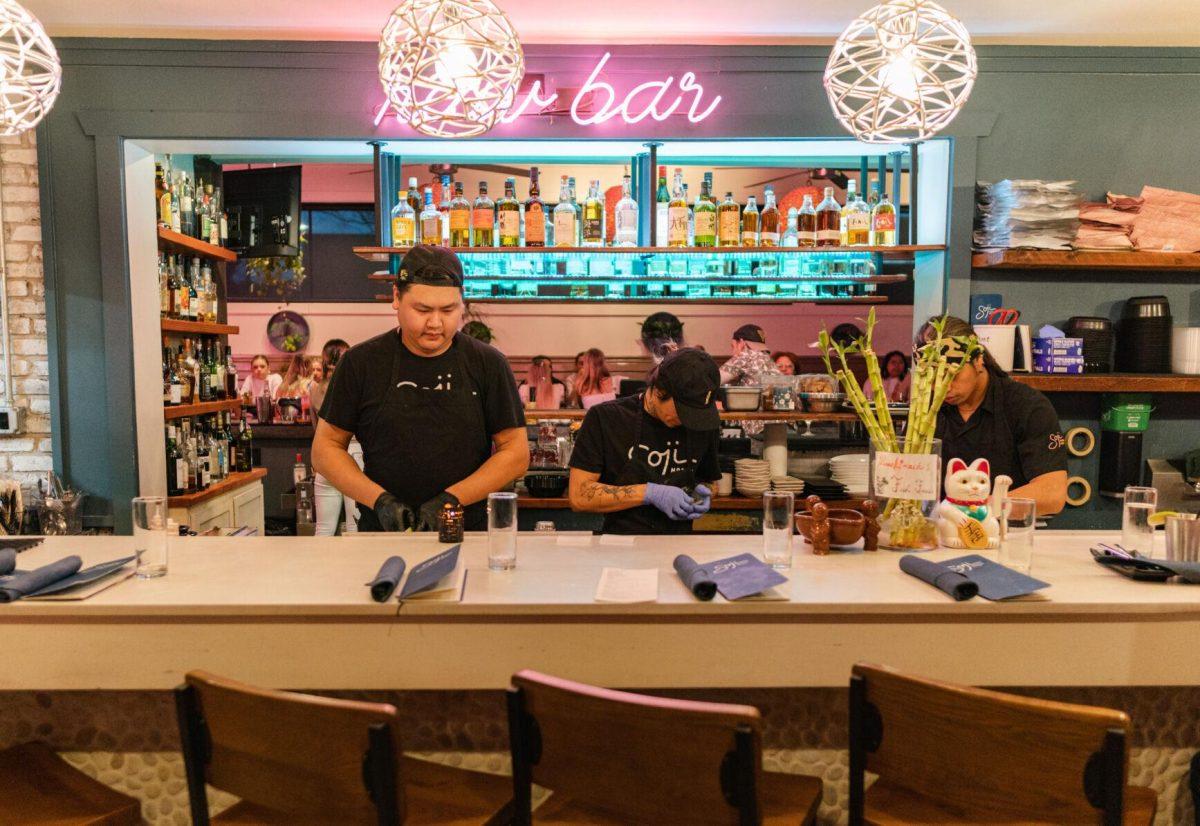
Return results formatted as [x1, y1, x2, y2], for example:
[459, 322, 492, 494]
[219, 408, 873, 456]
[23, 556, 137, 599]
[673, 554, 717, 601]
[366, 556, 406, 603]
[899, 555, 978, 601]
[0, 549, 14, 576]
[0, 555, 82, 603]
[1093, 554, 1200, 584]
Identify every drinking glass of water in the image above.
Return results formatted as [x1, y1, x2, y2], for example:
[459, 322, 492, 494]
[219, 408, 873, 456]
[762, 491, 794, 569]
[999, 497, 1036, 574]
[132, 496, 169, 579]
[487, 492, 519, 571]
[1121, 486, 1158, 554]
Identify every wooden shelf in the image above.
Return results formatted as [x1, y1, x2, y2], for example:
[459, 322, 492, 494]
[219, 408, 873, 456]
[161, 318, 239, 336]
[355, 244, 944, 262]
[1011, 374, 1200, 393]
[525, 410, 867, 422]
[972, 249, 1200, 271]
[168, 468, 267, 507]
[157, 227, 238, 262]
[164, 399, 242, 419]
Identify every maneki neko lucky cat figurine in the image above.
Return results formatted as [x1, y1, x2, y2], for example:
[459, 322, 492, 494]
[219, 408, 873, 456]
[937, 458, 1012, 550]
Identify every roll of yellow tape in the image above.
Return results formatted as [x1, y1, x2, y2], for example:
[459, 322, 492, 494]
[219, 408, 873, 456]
[1066, 427, 1095, 458]
[1066, 476, 1092, 507]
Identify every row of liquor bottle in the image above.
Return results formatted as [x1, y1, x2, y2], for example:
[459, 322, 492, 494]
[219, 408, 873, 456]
[388, 166, 898, 250]
[165, 413, 254, 497]
[159, 253, 222, 322]
[155, 155, 229, 246]
[164, 338, 239, 407]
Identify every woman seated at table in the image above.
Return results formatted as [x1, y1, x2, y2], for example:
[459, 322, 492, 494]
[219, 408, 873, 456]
[773, 351, 800, 376]
[570, 348, 627, 410]
[239, 354, 282, 401]
[517, 355, 566, 409]
[276, 353, 315, 401]
[861, 350, 911, 403]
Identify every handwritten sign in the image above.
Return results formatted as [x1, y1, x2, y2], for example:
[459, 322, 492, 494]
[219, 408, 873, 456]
[873, 452, 940, 502]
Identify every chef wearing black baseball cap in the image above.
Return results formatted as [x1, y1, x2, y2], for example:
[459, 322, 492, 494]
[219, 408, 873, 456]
[568, 347, 722, 534]
[313, 244, 529, 532]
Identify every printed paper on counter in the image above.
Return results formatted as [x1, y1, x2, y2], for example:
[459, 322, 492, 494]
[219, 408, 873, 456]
[594, 568, 659, 603]
[872, 452, 940, 501]
[599, 535, 636, 547]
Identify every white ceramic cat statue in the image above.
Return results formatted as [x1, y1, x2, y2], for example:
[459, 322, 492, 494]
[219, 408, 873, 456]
[937, 458, 1012, 549]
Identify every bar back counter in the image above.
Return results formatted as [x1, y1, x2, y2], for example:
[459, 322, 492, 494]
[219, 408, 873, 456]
[2, 532, 1198, 822]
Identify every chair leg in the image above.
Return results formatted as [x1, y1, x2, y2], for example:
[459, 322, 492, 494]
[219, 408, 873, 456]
[506, 687, 533, 826]
[848, 675, 866, 826]
[1189, 750, 1200, 826]
[173, 683, 211, 826]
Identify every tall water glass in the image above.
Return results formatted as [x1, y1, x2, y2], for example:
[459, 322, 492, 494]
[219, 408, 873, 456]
[1121, 486, 1158, 554]
[487, 492, 518, 571]
[762, 491, 794, 569]
[999, 497, 1036, 574]
[132, 496, 169, 579]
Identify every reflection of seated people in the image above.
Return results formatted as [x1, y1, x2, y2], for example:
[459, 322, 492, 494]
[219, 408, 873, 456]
[570, 348, 627, 410]
[862, 350, 911, 402]
[773, 351, 800, 376]
[517, 355, 566, 409]
[239, 354, 282, 400]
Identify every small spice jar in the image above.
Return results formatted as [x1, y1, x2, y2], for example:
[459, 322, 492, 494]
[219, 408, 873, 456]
[438, 500, 464, 543]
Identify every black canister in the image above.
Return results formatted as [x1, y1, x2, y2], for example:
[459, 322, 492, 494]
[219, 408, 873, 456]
[1098, 430, 1144, 497]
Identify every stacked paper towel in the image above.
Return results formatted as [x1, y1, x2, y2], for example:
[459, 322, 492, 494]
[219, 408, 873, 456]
[974, 180, 1081, 250]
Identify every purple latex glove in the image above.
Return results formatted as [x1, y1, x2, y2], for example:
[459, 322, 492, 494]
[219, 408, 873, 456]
[686, 485, 713, 519]
[644, 483, 698, 521]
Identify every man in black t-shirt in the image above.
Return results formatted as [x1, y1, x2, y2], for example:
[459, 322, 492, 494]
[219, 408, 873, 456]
[569, 348, 722, 534]
[313, 245, 529, 532]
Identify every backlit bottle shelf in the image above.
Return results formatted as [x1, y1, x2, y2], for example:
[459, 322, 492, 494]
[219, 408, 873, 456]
[355, 244, 943, 262]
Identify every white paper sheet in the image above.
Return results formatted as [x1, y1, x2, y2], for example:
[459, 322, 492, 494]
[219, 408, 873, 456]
[594, 568, 659, 603]
[599, 535, 636, 546]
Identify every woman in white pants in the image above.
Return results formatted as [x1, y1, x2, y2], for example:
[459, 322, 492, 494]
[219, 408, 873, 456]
[310, 339, 358, 536]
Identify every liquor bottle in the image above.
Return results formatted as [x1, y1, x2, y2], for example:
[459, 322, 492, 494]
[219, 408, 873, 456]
[391, 188, 416, 247]
[816, 187, 841, 248]
[205, 262, 218, 322]
[871, 191, 898, 246]
[693, 184, 716, 248]
[524, 167, 545, 248]
[197, 423, 212, 489]
[760, 186, 781, 247]
[667, 169, 688, 248]
[419, 188, 441, 245]
[449, 182, 471, 247]
[471, 181, 495, 248]
[553, 175, 576, 248]
[868, 183, 881, 210]
[655, 165, 670, 247]
[215, 187, 228, 246]
[198, 182, 212, 242]
[175, 347, 192, 406]
[163, 346, 175, 405]
[438, 174, 452, 244]
[224, 346, 238, 400]
[166, 424, 183, 497]
[197, 342, 212, 403]
[613, 174, 639, 247]
[497, 177, 521, 248]
[717, 192, 740, 247]
[222, 412, 236, 474]
[182, 174, 197, 238]
[782, 208, 799, 247]
[207, 185, 221, 247]
[741, 196, 760, 247]
[156, 162, 171, 228]
[582, 179, 604, 247]
[845, 185, 871, 247]
[236, 418, 254, 473]
[185, 340, 202, 404]
[210, 342, 223, 400]
[158, 254, 170, 317]
[406, 177, 421, 217]
[183, 420, 201, 490]
[293, 452, 307, 488]
[212, 416, 226, 481]
[683, 184, 693, 246]
[187, 258, 201, 321]
[798, 195, 817, 248]
[567, 177, 581, 245]
[169, 177, 182, 234]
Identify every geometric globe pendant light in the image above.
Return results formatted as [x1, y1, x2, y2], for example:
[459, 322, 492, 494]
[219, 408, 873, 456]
[0, 0, 61, 136]
[379, 0, 524, 139]
[824, 0, 976, 143]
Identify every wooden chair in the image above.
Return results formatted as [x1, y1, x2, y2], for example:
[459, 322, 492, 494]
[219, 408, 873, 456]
[506, 669, 822, 825]
[175, 670, 512, 825]
[0, 740, 140, 825]
[848, 663, 1157, 825]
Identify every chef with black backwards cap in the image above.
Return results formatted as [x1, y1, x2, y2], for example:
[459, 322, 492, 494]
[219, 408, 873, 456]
[568, 348, 723, 534]
[313, 244, 529, 532]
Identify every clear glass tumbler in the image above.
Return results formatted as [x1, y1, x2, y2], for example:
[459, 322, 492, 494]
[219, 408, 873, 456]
[1121, 486, 1158, 554]
[132, 496, 169, 579]
[487, 492, 519, 571]
[762, 491, 794, 569]
[999, 497, 1036, 574]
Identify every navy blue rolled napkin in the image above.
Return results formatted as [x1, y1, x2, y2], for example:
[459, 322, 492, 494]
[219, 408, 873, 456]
[673, 554, 717, 601]
[899, 555, 978, 601]
[0, 548, 14, 576]
[367, 556, 406, 602]
[0, 555, 82, 603]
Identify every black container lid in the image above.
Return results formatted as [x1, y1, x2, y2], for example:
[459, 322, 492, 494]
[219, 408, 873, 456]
[1067, 316, 1112, 331]
[1122, 296, 1172, 319]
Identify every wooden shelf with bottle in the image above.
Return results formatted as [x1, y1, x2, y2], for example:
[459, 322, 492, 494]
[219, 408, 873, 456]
[1011, 374, 1200, 393]
[164, 399, 242, 420]
[161, 319, 240, 336]
[355, 244, 944, 262]
[157, 227, 238, 262]
[972, 249, 1200, 271]
[167, 468, 267, 508]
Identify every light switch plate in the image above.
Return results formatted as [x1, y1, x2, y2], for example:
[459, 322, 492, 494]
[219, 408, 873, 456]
[0, 404, 24, 434]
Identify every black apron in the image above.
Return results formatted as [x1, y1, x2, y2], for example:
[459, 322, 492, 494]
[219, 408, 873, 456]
[603, 398, 699, 535]
[356, 334, 493, 531]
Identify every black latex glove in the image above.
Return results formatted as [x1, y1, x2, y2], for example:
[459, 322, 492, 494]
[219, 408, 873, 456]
[417, 491, 461, 532]
[373, 492, 417, 532]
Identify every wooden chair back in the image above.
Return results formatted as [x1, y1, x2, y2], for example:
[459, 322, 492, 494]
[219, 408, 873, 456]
[507, 669, 764, 825]
[175, 670, 403, 825]
[849, 663, 1131, 825]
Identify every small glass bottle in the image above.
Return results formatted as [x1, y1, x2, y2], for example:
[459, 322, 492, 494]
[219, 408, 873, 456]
[449, 182, 471, 247]
[759, 186, 781, 247]
[391, 188, 416, 247]
[419, 187, 441, 245]
[693, 182, 716, 248]
[845, 184, 871, 247]
[655, 165, 670, 247]
[871, 191, 898, 246]
[553, 175, 576, 248]
[438, 500, 465, 543]
[798, 195, 817, 247]
[497, 177, 521, 247]
[717, 192, 740, 247]
[524, 167, 545, 248]
[741, 196, 760, 247]
[613, 174, 639, 247]
[782, 208, 799, 247]
[471, 181, 495, 248]
[816, 187, 841, 248]
[582, 179, 604, 247]
[667, 169, 688, 248]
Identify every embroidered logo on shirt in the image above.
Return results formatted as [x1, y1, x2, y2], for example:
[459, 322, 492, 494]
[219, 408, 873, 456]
[1048, 432, 1065, 451]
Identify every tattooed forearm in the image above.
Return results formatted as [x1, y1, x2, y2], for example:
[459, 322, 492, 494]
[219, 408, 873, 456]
[582, 482, 639, 503]
[569, 478, 647, 513]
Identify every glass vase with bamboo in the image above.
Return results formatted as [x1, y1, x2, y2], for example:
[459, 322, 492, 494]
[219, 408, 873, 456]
[820, 309, 981, 550]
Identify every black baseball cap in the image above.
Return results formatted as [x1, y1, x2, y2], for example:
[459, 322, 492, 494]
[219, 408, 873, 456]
[396, 244, 464, 289]
[656, 348, 721, 431]
[732, 323, 766, 344]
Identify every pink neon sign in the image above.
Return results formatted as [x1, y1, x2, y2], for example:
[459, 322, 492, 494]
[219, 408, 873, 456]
[374, 51, 722, 132]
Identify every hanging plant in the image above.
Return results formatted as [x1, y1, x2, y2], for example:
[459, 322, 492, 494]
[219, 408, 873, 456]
[243, 230, 307, 298]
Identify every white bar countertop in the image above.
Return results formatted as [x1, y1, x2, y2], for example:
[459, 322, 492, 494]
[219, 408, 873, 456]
[3, 532, 1198, 690]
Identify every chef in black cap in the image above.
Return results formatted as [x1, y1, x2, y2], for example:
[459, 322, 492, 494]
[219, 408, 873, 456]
[313, 244, 528, 532]
[568, 348, 722, 534]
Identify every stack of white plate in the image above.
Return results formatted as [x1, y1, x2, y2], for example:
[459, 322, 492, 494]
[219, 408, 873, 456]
[829, 454, 869, 497]
[734, 458, 771, 498]
[770, 476, 806, 494]
[1172, 327, 1200, 375]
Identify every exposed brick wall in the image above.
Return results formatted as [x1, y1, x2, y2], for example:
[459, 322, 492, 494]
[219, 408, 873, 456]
[0, 130, 53, 493]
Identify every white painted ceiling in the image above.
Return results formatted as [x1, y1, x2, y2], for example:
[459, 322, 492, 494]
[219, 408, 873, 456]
[27, 0, 1200, 46]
